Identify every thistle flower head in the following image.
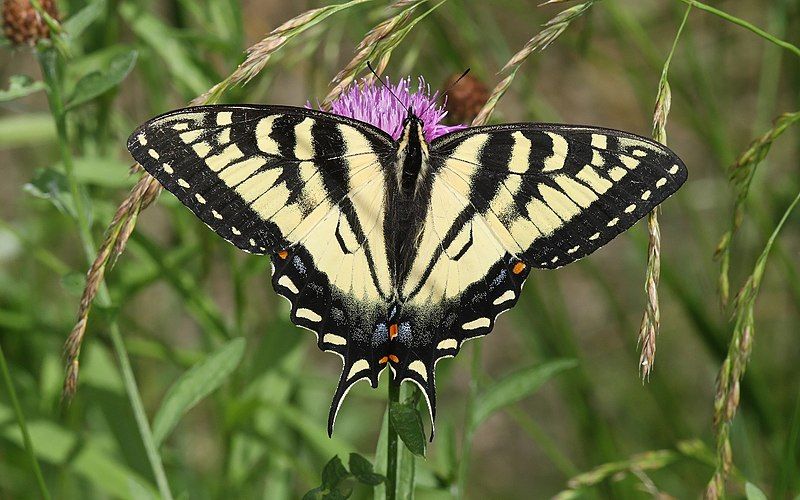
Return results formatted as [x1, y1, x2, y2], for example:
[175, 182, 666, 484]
[322, 76, 465, 141]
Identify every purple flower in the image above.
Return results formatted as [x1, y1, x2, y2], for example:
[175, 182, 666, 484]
[318, 76, 466, 141]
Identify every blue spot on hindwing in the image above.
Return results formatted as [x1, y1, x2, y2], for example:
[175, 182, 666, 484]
[491, 268, 507, 288]
[397, 322, 412, 344]
[373, 323, 388, 346]
[293, 255, 306, 275]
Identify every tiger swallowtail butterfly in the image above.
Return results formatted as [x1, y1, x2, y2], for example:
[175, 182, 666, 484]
[128, 97, 686, 438]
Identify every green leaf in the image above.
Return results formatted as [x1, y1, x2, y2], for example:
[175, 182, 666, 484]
[151, 337, 245, 446]
[302, 487, 324, 500]
[63, 0, 108, 39]
[303, 455, 355, 500]
[322, 455, 351, 490]
[23, 168, 77, 218]
[67, 155, 134, 188]
[0, 75, 46, 102]
[120, 3, 213, 96]
[389, 401, 426, 457]
[0, 404, 157, 498]
[80, 344, 124, 394]
[745, 482, 768, 500]
[65, 50, 138, 110]
[472, 359, 577, 429]
[349, 453, 385, 486]
[322, 489, 351, 500]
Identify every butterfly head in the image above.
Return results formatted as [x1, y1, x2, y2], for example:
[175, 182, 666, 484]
[402, 106, 427, 141]
[399, 106, 430, 155]
[402, 106, 422, 127]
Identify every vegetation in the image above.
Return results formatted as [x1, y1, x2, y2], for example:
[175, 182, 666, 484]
[1, 0, 798, 498]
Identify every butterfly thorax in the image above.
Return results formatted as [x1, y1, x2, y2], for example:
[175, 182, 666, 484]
[387, 110, 435, 294]
[395, 110, 430, 198]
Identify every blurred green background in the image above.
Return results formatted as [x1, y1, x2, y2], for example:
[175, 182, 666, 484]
[1, 0, 799, 498]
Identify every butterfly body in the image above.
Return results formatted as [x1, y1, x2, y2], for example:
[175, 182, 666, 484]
[128, 102, 686, 437]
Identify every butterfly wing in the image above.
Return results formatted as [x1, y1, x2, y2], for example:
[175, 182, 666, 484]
[128, 105, 397, 434]
[394, 124, 687, 428]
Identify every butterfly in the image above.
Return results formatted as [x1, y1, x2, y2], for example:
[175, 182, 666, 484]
[128, 100, 687, 437]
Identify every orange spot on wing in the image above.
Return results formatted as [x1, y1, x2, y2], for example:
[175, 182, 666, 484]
[278, 250, 288, 259]
[388, 354, 399, 363]
[379, 356, 389, 364]
[512, 261, 527, 275]
[389, 323, 398, 340]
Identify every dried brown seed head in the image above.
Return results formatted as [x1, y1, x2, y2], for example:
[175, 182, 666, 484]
[2, 0, 58, 46]
[442, 73, 489, 125]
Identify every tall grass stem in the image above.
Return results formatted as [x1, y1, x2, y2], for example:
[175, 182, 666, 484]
[37, 45, 174, 500]
[0, 343, 51, 500]
[680, 0, 800, 59]
[386, 379, 400, 500]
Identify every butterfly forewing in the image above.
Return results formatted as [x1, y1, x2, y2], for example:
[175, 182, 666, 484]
[431, 124, 687, 267]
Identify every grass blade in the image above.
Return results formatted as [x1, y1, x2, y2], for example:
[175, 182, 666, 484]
[471, 359, 577, 429]
[65, 49, 138, 110]
[0, 345, 51, 500]
[152, 337, 245, 446]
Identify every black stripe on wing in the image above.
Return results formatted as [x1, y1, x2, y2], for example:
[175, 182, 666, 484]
[127, 105, 394, 255]
[430, 123, 687, 269]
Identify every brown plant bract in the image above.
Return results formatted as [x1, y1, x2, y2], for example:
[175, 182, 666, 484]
[62, 174, 161, 401]
[638, 77, 671, 380]
[443, 73, 489, 125]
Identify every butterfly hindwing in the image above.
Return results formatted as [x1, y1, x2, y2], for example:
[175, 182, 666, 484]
[128, 105, 398, 434]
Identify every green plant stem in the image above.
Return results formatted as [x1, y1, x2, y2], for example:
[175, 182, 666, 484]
[456, 342, 482, 499]
[37, 46, 174, 500]
[0, 343, 51, 500]
[776, 386, 800, 496]
[386, 378, 400, 500]
[679, 0, 800, 59]
[710, 189, 800, 496]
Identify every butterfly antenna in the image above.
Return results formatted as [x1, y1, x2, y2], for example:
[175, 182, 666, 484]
[447, 68, 471, 94]
[421, 68, 471, 117]
[367, 61, 405, 108]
